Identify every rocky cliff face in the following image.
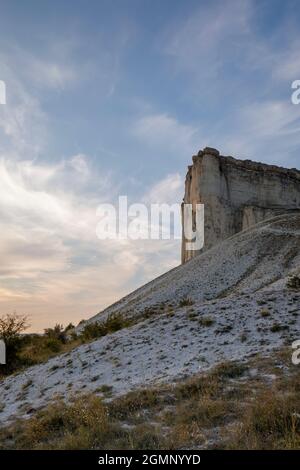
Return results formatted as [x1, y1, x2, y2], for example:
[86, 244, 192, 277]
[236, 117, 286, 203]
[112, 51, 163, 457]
[182, 147, 300, 263]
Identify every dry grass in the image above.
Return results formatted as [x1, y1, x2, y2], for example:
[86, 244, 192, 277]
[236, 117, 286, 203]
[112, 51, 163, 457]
[0, 394, 166, 450]
[224, 386, 300, 449]
[1, 350, 299, 450]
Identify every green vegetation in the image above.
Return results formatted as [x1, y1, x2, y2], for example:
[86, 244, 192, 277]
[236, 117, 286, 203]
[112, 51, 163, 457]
[0, 312, 132, 378]
[80, 313, 131, 341]
[0, 313, 29, 374]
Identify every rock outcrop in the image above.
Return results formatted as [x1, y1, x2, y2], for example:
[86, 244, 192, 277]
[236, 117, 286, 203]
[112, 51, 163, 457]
[181, 147, 300, 263]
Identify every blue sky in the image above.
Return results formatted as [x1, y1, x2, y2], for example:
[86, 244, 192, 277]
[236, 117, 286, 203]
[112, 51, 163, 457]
[0, 0, 300, 330]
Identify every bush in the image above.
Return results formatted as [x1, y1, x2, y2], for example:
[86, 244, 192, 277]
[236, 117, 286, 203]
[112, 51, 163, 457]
[44, 338, 63, 353]
[227, 389, 300, 449]
[179, 298, 194, 307]
[287, 274, 300, 290]
[0, 395, 110, 449]
[0, 313, 29, 374]
[212, 361, 247, 379]
[0, 394, 163, 450]
[260, 308, 270, 318]
[199, 316, 215, 327]
[80, 313, 131, 341]
[44, 324, 67, 344]
[270, 323, 288, 333]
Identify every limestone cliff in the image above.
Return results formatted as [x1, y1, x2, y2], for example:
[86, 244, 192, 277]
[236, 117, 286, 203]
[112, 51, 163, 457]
[182, 147, 300, 263]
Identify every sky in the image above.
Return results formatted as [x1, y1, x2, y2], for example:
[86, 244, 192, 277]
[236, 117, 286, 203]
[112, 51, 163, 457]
[0, 0, 300, 331]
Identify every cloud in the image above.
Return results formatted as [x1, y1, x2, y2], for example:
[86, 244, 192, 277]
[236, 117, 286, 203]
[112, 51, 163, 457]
[241, 101, 300, 137]
[158, 0, 300, 166]
[5, 39, 80, 90]
[0, 55, 47, 156]
[164, 0, 252, 77]
[0, 156, 182, 331]
[211, 99, 300, 165]
[272, 42, 300, 82]
[132, 113, 200, 155]
[69, 154, 90, 179]
[144, 173, 183, 205]
[26, 57, 76, 90]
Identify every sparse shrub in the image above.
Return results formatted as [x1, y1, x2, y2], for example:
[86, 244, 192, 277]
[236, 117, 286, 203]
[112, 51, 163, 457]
[287, 274, 300, 290]
[22, 379, 33, 391]
[216, 324, 233, 334]
[212, 361, 247, 379]
[175, 375, 220, 400]
[270, 323, 288, 333]
[143, 307, 159, 318]
[165, 396, 231, 428]
[0, 395, 110, 449]
[91, 375, 99, 382]
[187, 311, 198, 321]
[81, 322, 105, 341]
[226, 388, 300, 449]
[199, 316, 215, 327]
[96, 384, 113, 395]
[44, 324, 67, 344]
[257, 299, 267, 306]
[179, 298, 194, 307]
[123, 424, 164, 449]
[260, 308, 270, 318]
[64, 323, 75, 332]
[80, 313, 131, 341]
[110, 389, 162, 420]
[45, 338, 63, 353]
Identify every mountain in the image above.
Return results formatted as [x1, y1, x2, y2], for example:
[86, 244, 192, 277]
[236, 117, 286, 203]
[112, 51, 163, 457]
[0, 212, 299, 427]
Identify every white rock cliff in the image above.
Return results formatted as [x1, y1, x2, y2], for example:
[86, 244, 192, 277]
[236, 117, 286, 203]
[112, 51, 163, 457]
[182, 147, 300, 263]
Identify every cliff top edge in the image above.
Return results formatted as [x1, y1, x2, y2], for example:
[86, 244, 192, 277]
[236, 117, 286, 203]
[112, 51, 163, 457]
[191, 147, 300, 179]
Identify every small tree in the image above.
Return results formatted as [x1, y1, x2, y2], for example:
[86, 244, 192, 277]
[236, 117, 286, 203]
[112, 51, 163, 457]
[0, 313, 29, 373]
[44, 324, 67, 343]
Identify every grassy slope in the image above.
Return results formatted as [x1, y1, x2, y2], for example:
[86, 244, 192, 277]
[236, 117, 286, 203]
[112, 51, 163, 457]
[1, 347, 299, 450]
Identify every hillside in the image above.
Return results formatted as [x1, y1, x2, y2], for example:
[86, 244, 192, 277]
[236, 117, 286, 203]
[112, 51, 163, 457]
[0, 212, 299, 427]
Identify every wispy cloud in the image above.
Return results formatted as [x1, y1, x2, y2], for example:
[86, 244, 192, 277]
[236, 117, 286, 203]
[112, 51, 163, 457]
[25, 57, 76, 90]
[272, 41, 300, 82]
[0, 156, 182, 331]
[0, 54, 47, 156]
[132, 113, 201, 156]
[164, 0, 252, 78]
